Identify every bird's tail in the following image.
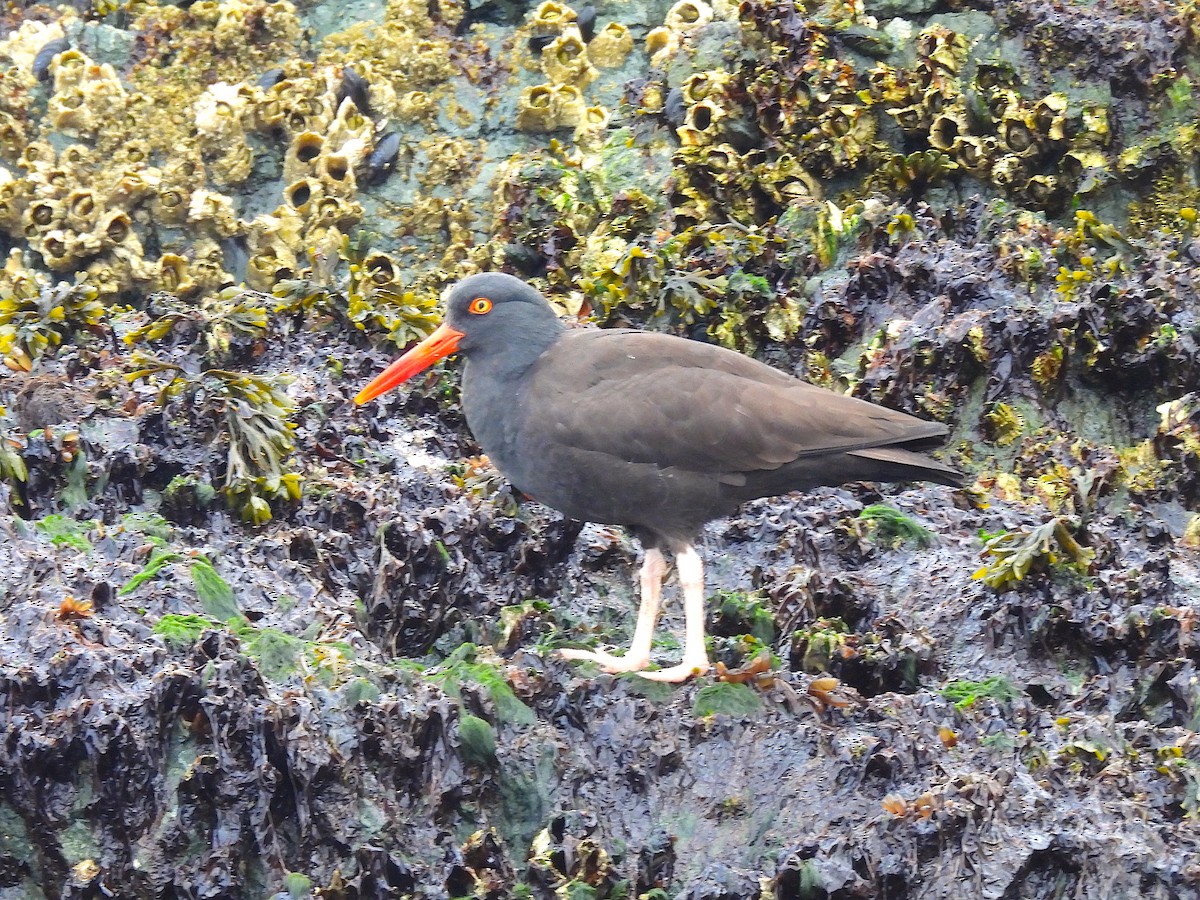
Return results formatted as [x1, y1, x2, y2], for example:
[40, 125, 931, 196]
[847, 446, 964, 488]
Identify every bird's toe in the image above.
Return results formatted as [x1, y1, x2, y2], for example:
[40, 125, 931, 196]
[559, 647, 651, 673]
[634, 660, 711, 683]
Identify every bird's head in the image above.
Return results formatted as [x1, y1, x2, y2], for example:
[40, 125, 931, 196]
[354, 272, 561, 405]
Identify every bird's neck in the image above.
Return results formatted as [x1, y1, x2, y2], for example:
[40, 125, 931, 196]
[463, 316, 567, 382]
[460, 317, 566, 466]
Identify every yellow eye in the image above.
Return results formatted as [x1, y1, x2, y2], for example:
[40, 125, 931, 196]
[469, 297, 492, 315]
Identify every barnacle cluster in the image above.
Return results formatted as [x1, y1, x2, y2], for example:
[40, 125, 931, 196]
[516, 2, 629, 138]
[864, 26, 1111, 213]
[0, 0, 467, 307]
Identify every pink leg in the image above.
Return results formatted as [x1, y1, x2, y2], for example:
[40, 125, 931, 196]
[635, 545, 711, 682]
[560, 548, 666, 673]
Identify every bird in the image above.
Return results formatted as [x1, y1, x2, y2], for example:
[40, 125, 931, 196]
[355, 272, 962, 682]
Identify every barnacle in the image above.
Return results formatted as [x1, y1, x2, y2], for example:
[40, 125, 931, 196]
[416, 137, 479, 191]
[152, 253, 198, 296]
[48, 148, 87, 181]
[1000, 111, 1040, 158]
[325, 96, 374, 150]
[188, 238, 236, 295]
[954, 135, 996, 173]
[106, 168, 160, 209]
[193, 81, 249, 141]
[588, 22, 633, 68]
[153, 185, 192, 225]
[282, 178, 319, 214]
[887, 102, 928, 135]
[1023, 175, 1067, 212]
[1032, 92, 1069, 142]
[252, 88, 286, 132]
[284, 131, 325, 182]
[542, 26, 595, 89]
[0, 178, 28, 232]
[665, 0, 713, 31]
[188, 189, 240, 237]
[681, 72, 719, 106]
[63, 190, 98, 231]
[99, 209, 136, 249]
[385, 90, 427, 125]
[18, 141, 56, 174]
[531, 1, 574, 33]
[981, 88, 1019, 125]
[516, 84, 558, 132]
[35, 229, 75, 271]
[246, 251, 295, 291]
[48, 55, 129, 140]
[915, 24, 969, 73]
[928, 107, 968, 151]
[0, 112, 28, 166]
[817, 104, 876, 169]
[23, 198, 61, 233]
[990, 154, 1027, 190]
[574, 105, 610, 145]
[645, 27, 679, 66]
[360, 251, 400, 287]
[317, 151, 359, 196]
[308, 195, 364, 229]
[679, 100, 727, 146]
[551, 84, 585, 129]
[209, 144, 255, 186]
[244, 213, 301, 291]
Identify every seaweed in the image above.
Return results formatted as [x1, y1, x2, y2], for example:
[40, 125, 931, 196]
[426, 644, 536, 727]
[189, 556, 240, 621]
[123, 289, 269, 366]
[974, 518, 1096, 590]
[942, 675, 1020, 710]
[692, 682, 763, 717]
[154, 612, 218, 645]
[457, 714, 498, 767]
[854, 504, 935, 549]
[34, 512, 97, 551]
[118, 545, 182, 595]
[0, 273, 105, 364]
[126, 351, 301, 523]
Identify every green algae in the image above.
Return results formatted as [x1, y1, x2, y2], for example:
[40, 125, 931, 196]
[692, 682, 763, 717]
[942, 675, 1020, 710]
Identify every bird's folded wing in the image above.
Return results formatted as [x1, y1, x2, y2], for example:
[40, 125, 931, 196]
[531, 331, 946, 474]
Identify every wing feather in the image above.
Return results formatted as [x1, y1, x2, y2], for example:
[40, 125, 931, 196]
[526, 330, 947, 475]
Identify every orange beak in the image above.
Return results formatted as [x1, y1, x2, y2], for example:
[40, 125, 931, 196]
[353, 322, 465, 405]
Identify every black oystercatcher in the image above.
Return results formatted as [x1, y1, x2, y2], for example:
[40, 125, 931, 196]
[356, 273, 961, 682]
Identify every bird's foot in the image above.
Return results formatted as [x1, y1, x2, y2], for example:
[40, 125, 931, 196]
[633, 659, 711, 683]
[559, 647, 651, 673]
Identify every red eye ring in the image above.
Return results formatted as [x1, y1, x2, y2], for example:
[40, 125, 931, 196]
[469, 297, 492, 315]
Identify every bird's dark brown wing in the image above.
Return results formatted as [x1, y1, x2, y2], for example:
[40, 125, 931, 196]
[526, 330, 948, 476]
